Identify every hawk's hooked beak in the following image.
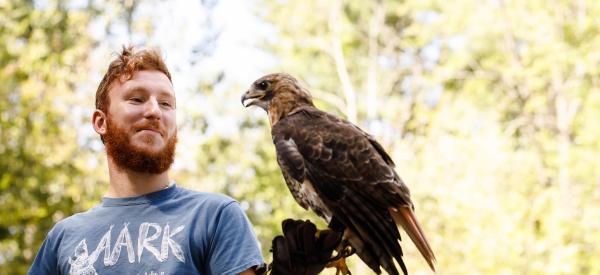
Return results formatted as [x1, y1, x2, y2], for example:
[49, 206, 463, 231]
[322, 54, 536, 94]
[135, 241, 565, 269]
[241, 89, 268, 110]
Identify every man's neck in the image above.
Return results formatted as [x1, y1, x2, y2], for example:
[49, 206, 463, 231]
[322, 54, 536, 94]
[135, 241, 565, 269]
[106, 157, 171, 198]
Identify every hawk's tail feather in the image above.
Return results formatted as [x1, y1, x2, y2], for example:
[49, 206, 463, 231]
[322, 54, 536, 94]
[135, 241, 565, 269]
[353, 192, 406, 274]
[341, 191, 405, 275]
[390, 207, 437, 272]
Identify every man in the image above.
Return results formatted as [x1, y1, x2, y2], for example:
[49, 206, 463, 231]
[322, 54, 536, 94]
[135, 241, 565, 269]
[28, 46, 264, 274]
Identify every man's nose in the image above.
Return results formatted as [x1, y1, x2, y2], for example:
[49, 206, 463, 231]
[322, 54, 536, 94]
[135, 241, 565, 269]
[143, 97, 161, 119]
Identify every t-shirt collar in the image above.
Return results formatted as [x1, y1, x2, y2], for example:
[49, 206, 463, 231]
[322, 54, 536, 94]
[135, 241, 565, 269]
[101, 182, 177, 206]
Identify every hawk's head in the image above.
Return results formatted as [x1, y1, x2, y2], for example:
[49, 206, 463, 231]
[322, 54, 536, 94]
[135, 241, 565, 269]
[241, 73, 313, 114]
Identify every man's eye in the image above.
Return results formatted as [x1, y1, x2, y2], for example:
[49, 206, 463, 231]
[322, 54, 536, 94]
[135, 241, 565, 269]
[130, 97, 143, 103]
[161, 102, 171, 107]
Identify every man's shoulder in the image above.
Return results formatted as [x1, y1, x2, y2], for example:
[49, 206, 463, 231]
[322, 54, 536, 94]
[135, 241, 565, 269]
[58, 204, 102, 225]
[170, 186, 248, 228]
[174, 186, 238, 207]
[44, 204, 102, 238]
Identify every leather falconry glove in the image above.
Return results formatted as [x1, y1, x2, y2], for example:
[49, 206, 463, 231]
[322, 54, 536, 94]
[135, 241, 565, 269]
[267, 219, 343, 275]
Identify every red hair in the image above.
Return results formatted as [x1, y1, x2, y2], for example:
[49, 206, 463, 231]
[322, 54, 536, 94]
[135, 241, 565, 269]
[95, 45, 172, 113]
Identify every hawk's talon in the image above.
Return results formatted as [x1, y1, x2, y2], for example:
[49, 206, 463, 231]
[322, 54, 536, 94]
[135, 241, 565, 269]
[326, 256, 352, 275]
[342, 245, 355, 257]
[325, 243, 354, 275]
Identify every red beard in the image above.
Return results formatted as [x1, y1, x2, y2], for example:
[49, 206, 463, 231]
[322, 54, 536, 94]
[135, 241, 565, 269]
[103, 116, 177, 174]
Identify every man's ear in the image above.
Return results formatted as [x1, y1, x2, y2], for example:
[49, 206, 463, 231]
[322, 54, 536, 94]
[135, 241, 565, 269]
[92, 109, 107, 135]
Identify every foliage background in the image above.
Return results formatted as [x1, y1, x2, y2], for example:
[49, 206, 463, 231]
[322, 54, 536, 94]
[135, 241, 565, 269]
[1, 0, 599, 274]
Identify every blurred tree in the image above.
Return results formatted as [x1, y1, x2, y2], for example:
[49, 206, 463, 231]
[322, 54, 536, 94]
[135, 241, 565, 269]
[237, 0, 600, 274]
[0, 0, 102, 273]
[418, 1, 600, 274]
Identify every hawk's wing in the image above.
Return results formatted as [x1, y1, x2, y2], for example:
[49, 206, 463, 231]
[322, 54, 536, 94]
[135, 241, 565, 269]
[272, 106, 415, 275]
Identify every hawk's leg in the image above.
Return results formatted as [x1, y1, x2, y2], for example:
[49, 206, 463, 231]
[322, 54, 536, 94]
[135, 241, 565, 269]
[321, 217, 354, 275]
[327, 257, 351, 275]
[324, 239, 355, 275]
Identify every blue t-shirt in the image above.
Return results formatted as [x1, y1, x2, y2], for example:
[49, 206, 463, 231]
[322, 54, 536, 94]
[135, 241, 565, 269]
[28, 184, 264, 275]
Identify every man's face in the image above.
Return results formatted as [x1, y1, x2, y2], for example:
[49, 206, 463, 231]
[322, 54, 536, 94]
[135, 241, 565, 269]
[101, 70, 177, 173]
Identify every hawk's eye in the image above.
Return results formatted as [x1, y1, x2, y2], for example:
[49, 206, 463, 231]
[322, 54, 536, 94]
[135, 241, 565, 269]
[257, 81, 268, 90]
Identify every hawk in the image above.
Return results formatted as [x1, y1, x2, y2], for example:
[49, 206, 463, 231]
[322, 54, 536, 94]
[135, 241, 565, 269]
[241, 73, 436, 275]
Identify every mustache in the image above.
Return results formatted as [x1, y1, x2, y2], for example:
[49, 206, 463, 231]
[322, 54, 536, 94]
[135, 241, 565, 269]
[134, 121, 165, 136]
